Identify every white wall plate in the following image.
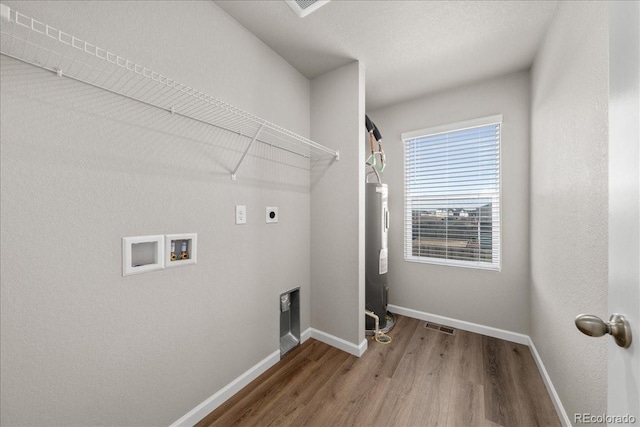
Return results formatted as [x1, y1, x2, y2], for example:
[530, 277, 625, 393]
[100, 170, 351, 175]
[235, 205, 247, 225]
[122, 235, 165, 276]
[266, 207, 278, 223]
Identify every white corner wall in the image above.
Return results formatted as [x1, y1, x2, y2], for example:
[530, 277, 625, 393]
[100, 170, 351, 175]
[0, 2, 312, 425]
[530, 1, 609, 420]
[310, 61, 366, 349]
[369, 71, 531, 334]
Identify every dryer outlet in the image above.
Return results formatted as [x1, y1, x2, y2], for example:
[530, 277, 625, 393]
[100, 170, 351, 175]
[266, 207, 278, 224]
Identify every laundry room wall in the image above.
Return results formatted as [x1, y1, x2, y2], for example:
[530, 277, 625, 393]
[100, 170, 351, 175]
[0, 1, 314, 425]
[530, 1, 609, 420]
[310, 61, 366, 351]
[368, 70, 531, 334]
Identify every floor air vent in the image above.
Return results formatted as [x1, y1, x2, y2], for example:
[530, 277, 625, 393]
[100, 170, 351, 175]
[424, 322, 455, 335]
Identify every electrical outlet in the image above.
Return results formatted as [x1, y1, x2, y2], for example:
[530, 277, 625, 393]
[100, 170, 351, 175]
[266, 207, 278, 224]
[236, 205, 247, 225]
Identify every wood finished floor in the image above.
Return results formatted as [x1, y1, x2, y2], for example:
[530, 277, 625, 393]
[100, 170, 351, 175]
[196, 315, 560, 427]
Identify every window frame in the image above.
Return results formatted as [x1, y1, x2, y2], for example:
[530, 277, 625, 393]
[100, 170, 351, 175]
[402, 114, 503, 271]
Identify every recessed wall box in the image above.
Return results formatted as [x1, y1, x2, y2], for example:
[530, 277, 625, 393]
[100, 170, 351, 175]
[266, 207, 278, 224]
[122, 235, 165, 276]
[165, 233, 197, 268]
[280, 288, 300, 358]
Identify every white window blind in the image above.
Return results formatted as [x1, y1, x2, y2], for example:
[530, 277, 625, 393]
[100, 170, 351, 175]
[402, 115, 502, 270]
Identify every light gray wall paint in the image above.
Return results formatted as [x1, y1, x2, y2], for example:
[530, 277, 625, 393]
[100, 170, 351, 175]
[369, 71, 531, 334]
[310, 61, 366, 347]
[530, 1, 609, 421]
[0, 2, 312, 425]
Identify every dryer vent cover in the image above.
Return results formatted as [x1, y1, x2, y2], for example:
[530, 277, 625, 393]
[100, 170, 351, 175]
[285, 0, 330, 18]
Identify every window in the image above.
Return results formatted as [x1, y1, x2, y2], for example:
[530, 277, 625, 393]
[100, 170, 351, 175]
[402, 115, 501, 270]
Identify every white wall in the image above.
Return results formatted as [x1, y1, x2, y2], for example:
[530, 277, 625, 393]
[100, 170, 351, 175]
[369, 71, 531, 334]
[310, 61, 366, 349]
[0, 2, 312, 425]
[608, 1, 640, 419]
[530, 1, 609, 420]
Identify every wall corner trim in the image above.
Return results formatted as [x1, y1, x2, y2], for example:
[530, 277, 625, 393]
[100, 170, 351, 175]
[387, 304, 569, 426]
[169, 350, 280, 427]
[527, 337, 572, 427]
[308, 328, 368, 357]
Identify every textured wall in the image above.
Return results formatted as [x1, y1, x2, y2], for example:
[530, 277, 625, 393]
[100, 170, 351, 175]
[369, 71, 531, 334]
[530, 1, 609, 421]
[0, 2, 312, 425]
[310, 61, 366, 347]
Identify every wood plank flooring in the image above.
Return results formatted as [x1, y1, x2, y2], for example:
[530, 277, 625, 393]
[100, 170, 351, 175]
[196, 315, 560, 427]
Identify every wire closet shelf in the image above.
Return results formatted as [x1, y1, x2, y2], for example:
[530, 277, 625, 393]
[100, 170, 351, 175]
[0, 4, 339, 180]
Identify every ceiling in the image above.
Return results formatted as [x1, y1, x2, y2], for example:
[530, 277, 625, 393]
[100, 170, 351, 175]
[215, 0, 558, 110]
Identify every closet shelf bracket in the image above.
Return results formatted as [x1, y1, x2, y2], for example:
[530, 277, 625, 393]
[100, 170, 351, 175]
[231, 125, 264, 181]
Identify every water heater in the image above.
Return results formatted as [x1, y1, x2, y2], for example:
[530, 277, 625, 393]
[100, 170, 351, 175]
[365, 182, 389, 330]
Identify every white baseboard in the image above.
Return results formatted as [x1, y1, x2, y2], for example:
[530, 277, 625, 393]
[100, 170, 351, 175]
[527, 337, 571, 427]
[169, 350, 280, 427]
[301, 327, 312, 343]
[387, 304, 529, 345]
[388, 304, 569, 426]
[171, 327, 365, 426]
[172, 310, 569, 427]
[307, 327, 368, 357]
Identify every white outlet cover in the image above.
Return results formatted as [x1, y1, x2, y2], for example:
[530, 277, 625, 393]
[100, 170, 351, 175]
[266, 207, 278, 223]
[236, 205, 247, 225]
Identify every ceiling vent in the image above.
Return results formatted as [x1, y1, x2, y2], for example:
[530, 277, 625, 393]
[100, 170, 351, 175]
[285, 0, 330, 18]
